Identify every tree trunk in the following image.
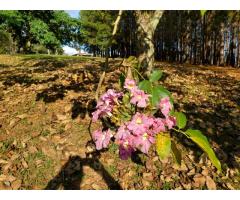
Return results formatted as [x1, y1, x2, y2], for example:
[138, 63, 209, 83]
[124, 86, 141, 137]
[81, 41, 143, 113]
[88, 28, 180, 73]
[237, 26, 240, 67]
[135, 11, 163, 76]
[213, 32, 217, 65]
[230, 26, 236, 67]
[184, 16, 191, 63]
[193, 25, 197, 65]
[219, 22, 225, 66]
[201, 14, 206, 64]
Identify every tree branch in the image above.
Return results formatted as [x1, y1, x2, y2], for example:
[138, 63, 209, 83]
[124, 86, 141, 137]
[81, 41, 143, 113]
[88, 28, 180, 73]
[95, 10, 123, 101]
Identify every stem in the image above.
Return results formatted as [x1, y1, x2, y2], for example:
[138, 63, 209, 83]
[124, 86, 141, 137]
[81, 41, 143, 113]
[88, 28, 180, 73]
[132, 67, 145, 80]
[172, 128, 189, 138]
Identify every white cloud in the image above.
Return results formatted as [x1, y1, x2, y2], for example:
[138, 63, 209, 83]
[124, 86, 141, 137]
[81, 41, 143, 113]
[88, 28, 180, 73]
[62, 45, 78, 55]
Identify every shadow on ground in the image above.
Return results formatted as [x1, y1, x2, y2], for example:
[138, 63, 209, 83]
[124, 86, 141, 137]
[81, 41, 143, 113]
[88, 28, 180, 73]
[179, 101, 240, 169]
[45, 155, 122, 190]
[159, 64, 240, 170]
[2, 74, 59, 87]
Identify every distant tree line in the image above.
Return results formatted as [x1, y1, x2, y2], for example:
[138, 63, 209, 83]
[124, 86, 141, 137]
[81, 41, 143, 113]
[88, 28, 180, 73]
[79, 10, 240, 67]
[0, 10, 80, 54]
[1, 10, 240, 67]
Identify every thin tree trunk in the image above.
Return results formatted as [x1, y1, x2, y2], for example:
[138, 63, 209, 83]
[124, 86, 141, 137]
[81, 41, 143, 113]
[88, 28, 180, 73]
[210, 34, 214, 65]
[201, 14, 206, 64]
[230, 26, 236, 67]
[194, 25, 197, 65]
[213, 32, 217, 65]
[219, 22, 225, 66]
[237, 26, 240, 67]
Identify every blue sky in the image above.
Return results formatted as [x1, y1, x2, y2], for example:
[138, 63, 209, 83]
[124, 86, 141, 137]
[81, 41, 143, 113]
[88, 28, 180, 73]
[65, 10, 79, 18]
[63, 10, 80, 55]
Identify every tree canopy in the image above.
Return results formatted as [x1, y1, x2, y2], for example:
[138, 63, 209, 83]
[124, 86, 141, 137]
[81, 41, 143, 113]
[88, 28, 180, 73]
[0, 10, 80, 53]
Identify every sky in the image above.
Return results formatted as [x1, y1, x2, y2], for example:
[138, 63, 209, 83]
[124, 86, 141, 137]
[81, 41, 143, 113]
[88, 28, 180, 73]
[65, 10, 79, 19]
[63, 10, 80, 55]
[62, 46, 78, 55]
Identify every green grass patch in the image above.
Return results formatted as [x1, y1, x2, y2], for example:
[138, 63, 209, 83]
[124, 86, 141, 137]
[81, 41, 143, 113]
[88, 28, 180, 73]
[19, 151, 54, 188]
[106, 165, 117, 175]
[0, 138, 14, 155]
[41, 129, 51, 137]
[162, 181, 172, 190]
[108, 143, 118, 154]
[18, 54, 95, 62]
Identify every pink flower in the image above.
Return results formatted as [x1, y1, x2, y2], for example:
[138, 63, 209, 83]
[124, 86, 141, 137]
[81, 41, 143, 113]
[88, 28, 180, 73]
[92, 109, 101, 122]
[92, 89, 123, 122]
[151, 117, 166, 134]
[159, 97, 172, 117]
[164, 116, 176, 129]
[134, 132, 155, 154]
[130, 88, 149, 108]
[124, 79, 137, 92]
[143, 116, 155, 127]
[119, 145, 134, 160]
[92, 129, 113, 150]
[92, 104, 112, 122]
[115, 123, 131, 141]
[101, 89, 123, 104]
[127, 112, 149, 135]
[118, 136, 135, 160]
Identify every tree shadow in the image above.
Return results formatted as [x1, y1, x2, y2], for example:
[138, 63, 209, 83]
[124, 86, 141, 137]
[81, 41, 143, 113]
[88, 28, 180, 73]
[19, 56, 103, 74]
[36, 84, 68, 103]
[0, 63, 12, 69]
[31, 60, 68, 73]
[45, 154, 122, 190]
[71, 98, 96, 119]
[180, 101, 240, 169]
[156, 63, 240, 170]
[35, 80, 94, 103]
[3, 74, 59, 87]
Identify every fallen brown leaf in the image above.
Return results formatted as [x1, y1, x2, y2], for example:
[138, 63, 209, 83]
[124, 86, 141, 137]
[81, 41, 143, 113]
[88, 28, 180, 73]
[193, 174, 206, 188]
[11, 179, 22, 190]
[206, 176, 216, 190]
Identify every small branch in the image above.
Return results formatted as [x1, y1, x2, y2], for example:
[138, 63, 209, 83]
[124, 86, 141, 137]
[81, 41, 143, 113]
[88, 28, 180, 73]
[95, 10, 123, 101]
[131, 66, 146, 80]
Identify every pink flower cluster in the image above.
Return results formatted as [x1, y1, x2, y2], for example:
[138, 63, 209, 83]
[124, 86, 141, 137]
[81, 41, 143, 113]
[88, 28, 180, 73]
[91, 79, 176, 160]
[115, 111, 176, 159]
[124, 78, 150, 108]
[92, 89, 123, 122]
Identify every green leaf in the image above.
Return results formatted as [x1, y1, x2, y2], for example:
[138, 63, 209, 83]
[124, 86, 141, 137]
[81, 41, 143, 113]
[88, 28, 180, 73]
[156, 133, 171, 160]
[171, 141, 182, 165]
[174, 112, 187, 129]
[185, 129, 221, 172]
[149, 70, 163, 82]
[150, 85, 174, 107]
[153, 85, 171, 98]
[200, 10, 207, 17]
[119, 73, 125, 88]
[138, 80, 152, 94]
[150, 86, 161, 106]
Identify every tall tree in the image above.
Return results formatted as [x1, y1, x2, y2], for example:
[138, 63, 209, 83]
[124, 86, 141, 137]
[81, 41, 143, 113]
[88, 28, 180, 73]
[79, 11, 118, 56]
[134, 11, 163, 76]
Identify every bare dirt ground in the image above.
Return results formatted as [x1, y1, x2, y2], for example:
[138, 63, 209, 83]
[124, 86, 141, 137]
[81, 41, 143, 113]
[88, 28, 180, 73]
[0, 54, 239, 190]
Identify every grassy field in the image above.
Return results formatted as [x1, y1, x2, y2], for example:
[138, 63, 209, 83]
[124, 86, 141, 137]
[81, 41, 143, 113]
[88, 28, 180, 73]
[0, 54, 239, 189]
